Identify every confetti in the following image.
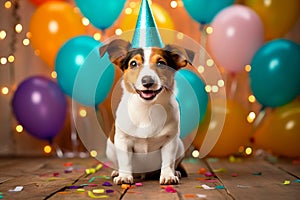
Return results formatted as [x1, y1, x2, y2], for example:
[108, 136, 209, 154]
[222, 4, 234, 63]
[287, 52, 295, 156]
[196, 194, 207, 198]
[67, 185, 84, 189]
[92, 189, 105, 194]
[105, 189, 114, 194]
[237, 185, 251, 188]
[135, 182, 143, 187]
[206, 158, 219, 163]
[165, 185, 177, 193]
[232, 173, 238, 177]
[77, 188, 85, 192]
[64, 168, 73, 173]
[64, 162, 73, 167]
[88, 184, 99, 187]
[215, 185, 225, 189]
[294, 179, 300, 183]
[86, 168, 96, 175]
[95, 164, 103, 171]
[252, 172, 262, 176]
[198, 168, 207, 174]
[184, 194, 196, 198]
[121, 184, 132, 189]
[88, 191, 109, 199]
[102, 182, 113, 187]
[89, 177, 96, 183]
[53, 172, 59, 177]
[9, 186, 23, 192]
[201, 184, 215, 190]
[204, 172, 214, 177]
[0, 192, 3, 199]
[282, 180, 291, 185]
[213, 168, 226, 173]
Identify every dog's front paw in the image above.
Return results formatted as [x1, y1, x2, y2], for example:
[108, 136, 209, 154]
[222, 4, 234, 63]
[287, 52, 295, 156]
[159, 173, 179, 185]
[113, 173, 133, 185]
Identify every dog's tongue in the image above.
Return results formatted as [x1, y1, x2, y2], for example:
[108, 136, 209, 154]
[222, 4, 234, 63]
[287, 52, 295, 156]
[141, 91, 155, 99]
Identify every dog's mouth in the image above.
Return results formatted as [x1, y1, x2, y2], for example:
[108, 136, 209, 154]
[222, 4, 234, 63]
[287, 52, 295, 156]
[135, 87, 163, 101]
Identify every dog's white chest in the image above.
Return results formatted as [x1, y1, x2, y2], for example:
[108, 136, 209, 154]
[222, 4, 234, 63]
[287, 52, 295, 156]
[116, 93, 168, 138]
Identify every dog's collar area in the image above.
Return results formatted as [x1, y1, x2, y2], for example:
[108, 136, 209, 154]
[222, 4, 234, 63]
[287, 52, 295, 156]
[135, 87, 163, 101]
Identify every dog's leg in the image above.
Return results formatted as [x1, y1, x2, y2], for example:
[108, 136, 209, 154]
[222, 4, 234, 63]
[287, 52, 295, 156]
[113, 128, 134, 185]
[159, 136, 182, 185]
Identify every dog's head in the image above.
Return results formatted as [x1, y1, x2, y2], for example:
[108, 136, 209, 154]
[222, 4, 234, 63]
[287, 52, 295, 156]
[100, 39, 194, 102]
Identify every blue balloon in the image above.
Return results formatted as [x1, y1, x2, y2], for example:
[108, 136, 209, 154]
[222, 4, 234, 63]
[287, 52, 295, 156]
[182, 0, 234, 25]
[250, 39, 300, 108]
[75, 0, 126, 30]
[175, 69, 208, 138]
[55, 35, 115, 106]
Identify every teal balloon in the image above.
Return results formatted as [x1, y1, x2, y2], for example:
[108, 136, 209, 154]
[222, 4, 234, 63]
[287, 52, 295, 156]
[75, 0, 126, 30]
[250, 39, 300, 108]
[55, 35, 115, 106]
[175, 69, 208, 138]
[182, 0, 234, 24]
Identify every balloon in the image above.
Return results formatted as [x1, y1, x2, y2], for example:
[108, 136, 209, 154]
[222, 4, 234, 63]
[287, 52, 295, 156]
[29, 2, 86, 69]
[120, 2, 175, 32]
[254, 101, 300, 157]
[193, 100, 252, 157]
[55, 36, 115, 106]
[250, 39, 300, 108]
[29, 0, 64, 7]
[12, 76, 67, 141]
[182, 0, 234, 25]
[245, 0, 300, 40]
[175, 69, 208, 138]
[75, 0, 126, 30]
[208, 5, 264, 73]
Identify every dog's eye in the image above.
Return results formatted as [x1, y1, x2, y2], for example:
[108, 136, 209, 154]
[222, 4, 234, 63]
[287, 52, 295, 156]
[157, 60, 167, 68]
[129, 60, 138, 68]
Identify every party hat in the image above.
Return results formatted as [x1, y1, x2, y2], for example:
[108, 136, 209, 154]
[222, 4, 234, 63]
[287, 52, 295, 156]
[131, 0, 164, 48]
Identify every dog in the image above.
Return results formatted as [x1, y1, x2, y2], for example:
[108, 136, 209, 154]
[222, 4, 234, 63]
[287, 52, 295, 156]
[100, 39, 193, 185]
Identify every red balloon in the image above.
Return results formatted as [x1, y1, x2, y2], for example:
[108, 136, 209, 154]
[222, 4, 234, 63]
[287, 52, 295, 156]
[29, 0, 64, 7]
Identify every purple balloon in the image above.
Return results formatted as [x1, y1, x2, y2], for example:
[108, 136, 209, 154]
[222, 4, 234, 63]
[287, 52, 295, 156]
[12, 76, 67, 141]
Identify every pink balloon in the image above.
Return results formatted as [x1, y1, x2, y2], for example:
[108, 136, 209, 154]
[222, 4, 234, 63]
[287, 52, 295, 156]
[208, 5, 264, 73]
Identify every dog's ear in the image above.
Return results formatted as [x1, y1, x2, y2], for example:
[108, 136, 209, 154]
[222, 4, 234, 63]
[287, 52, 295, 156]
[99, 39, 132, 66]
[164, 44, 195, 70]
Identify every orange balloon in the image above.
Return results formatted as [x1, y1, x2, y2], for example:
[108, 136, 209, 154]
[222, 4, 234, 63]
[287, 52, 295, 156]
[245, 0, 300, 40]
[254, 101, 300, 157]
[29, 2, 86, 69]
[120, 2, 175, 32]
[193, 100, 252, 157]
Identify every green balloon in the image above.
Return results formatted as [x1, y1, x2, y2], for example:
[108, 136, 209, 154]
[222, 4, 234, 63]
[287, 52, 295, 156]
[182, 0, 234, 24]
[250, 39, 300, 107]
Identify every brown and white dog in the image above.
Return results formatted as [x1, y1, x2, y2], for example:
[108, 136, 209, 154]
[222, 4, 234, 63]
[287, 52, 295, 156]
[100, 39, 193, 185]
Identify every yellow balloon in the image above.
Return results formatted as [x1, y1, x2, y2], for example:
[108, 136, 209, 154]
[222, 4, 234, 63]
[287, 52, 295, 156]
[245, 0, 300, 40]
[193, 100, 252, 157]
[254, 101, 300, 157]
[29, 2, 86, 69]
[120, 2, 175, 32]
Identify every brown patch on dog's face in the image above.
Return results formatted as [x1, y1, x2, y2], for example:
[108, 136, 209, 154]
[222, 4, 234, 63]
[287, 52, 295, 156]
[122, 53, 144, 94]
[99, 39, 195, 101]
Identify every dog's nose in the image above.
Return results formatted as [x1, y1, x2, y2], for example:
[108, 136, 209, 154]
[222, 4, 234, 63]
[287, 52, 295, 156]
[141, 76, 155, 88]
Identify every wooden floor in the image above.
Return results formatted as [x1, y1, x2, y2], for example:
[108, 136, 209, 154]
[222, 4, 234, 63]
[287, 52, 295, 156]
[0, 156, 299, 199]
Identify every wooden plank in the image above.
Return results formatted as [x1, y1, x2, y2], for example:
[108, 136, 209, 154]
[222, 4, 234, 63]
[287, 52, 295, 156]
[206, 157, 300, 200]
[0, 157, 97, 199]
[122, 158, 232, 200]
[272, 158, 300, 178]
[49, 161, 124, 199]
